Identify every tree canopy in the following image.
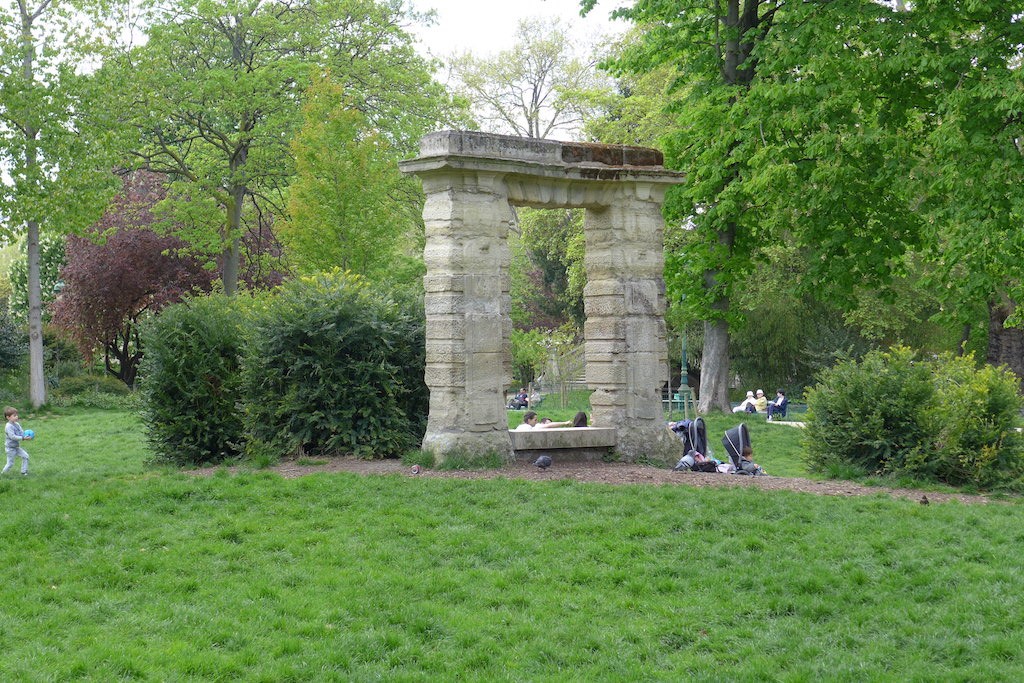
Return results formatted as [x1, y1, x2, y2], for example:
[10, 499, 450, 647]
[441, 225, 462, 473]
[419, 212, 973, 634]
[447, 17, 612, 139]
[112, 0, 455, 293]
[585, 0, 1023, 407]
[0, 0, 124, 405]
[50, 171, 214, 387]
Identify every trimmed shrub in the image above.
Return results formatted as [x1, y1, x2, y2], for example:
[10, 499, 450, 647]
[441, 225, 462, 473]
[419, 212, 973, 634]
[138, 295, 248, 465]
[241, 271, 426, 459]
[55, 374, 130, 396]
[804, 347, 1024, 489]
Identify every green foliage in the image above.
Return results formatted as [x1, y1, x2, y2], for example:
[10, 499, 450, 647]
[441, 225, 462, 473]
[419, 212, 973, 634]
[401, 449, 436, 468]
[7, 233, 66, 324]
[55, 374, 130, 397]
[112, 0, 454, 294]
[241, 271, 427, 459]
[49, 373, 139, 410]
[279, 74, 424, 282]
[510, 328, 548, 387]
[448, 17, 612, 138]
[436, 448, 507, 470]
[921, 355, 1024, 489]
[139, 295, 248, 466]
[0, 242, 16, 302]
[513, 208, 585, 330]
[804, 347, 1024, 489]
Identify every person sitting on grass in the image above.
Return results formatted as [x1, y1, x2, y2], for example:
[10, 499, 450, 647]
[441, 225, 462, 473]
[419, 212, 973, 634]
[739, 445, 765, 475]
[508, 388, 529, 409]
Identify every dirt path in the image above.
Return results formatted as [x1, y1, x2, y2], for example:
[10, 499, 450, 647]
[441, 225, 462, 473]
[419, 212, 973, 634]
[193, 457, 1001, 505]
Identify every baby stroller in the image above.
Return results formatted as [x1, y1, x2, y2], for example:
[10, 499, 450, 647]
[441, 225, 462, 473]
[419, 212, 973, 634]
[722, 423, 764, 475]
[672, 418, 715, 471]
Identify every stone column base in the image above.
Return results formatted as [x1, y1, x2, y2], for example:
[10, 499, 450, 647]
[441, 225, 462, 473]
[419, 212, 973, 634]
[613, 425, 680, 465]
[423, 431, 515, 465]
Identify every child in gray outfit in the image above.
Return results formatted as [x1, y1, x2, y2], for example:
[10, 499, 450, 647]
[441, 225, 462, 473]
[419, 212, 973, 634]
[4, 406, 31, 476]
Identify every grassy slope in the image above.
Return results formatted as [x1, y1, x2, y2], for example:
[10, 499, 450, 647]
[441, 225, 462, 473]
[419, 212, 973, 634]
[2, 409, 1023, 680]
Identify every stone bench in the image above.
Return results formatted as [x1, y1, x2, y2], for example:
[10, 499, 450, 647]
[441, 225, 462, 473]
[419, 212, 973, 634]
[508, 427, 617, 462]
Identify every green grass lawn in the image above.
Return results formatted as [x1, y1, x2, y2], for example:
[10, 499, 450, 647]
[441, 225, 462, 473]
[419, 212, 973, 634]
[3, 408, 1024, 679]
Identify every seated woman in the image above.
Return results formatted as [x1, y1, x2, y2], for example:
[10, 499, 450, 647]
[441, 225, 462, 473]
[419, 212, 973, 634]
[514, 411, 539, 430]
[732, 391, 756, 413]
[753, 389, 768, 413]
[766, 390, 787, 420]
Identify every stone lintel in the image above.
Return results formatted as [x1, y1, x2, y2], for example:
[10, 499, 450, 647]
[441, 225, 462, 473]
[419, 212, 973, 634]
[399, 131, 685, 189]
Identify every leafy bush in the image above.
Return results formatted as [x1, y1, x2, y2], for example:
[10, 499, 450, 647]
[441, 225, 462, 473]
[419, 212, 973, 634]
[804, 347, 1024, 489]
[241, 271, 426, 459]
[138, 295, 248, 465]
[921, 354, 1024, 488]
[55, 374, 130, 396]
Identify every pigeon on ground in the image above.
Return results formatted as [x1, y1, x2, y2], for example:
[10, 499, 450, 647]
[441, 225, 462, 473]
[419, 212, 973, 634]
[533, 455, 552, 470]
[919, 495, 929, 505]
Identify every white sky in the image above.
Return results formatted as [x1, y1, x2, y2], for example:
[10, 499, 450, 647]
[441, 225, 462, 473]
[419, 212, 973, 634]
[409, 0, 627, 58]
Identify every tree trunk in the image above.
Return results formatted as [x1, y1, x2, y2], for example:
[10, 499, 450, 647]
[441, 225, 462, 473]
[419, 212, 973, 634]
[21, 7, 45, 406]
[987, 300, 1024, 392]
[221, 185, 245, 296]
[698, 317, 732, 413]
[26, 219, 46, 407]
[693, 0, 756, 414]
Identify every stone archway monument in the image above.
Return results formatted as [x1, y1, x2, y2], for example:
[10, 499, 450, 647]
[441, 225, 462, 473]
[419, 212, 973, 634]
[400, 131, 684, 463]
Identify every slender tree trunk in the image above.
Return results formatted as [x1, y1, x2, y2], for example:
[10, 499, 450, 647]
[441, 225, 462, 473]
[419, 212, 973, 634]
[26, 219, 45, 407]
[221, 185, 244, 296]
[20, 3, 45, 406]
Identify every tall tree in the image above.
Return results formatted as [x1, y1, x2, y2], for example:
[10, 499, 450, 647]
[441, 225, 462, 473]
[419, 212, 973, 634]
[448, 17, 612, 139]
[907, 3, 1024, 385]
[277, 74, 423, 281]
[116, 0, 452, 294]
[585, 0, 926, 412]
[0, 0, 122, 406]
[50, 170, 214, 387]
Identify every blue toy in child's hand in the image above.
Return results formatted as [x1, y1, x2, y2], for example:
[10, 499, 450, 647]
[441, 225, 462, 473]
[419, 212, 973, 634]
[23, 429, 34, 439]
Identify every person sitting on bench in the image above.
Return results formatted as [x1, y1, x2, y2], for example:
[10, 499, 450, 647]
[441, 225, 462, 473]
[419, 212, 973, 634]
[766, 390, 788, 421]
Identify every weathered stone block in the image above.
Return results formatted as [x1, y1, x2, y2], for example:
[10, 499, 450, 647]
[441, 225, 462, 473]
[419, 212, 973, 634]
[584, 317, 625, 340]
[587, 362, 628, 385]
[423, 273, 464, 293]
[426, 317, 466, 341]
[624, 319, 663, 353]
[625, 281, 661, 315]
[425, 293, 465, 316]
[584, 339, 628, 356]
[465, 317, 504, 354]
[425, 364, 465, 388]
[584, 295, 628, 317]
[584, 279, 625, 298]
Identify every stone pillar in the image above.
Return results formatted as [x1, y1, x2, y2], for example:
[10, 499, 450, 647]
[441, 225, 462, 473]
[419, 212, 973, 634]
[584, 187, 678, 462]
[420, 170, 514, 461]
